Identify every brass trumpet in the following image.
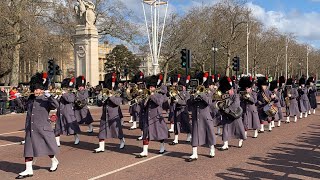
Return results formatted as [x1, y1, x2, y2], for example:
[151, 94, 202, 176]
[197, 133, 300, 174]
[101, 88, 122, 98]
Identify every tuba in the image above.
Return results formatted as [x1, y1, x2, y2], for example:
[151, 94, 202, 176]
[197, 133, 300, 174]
[169, 86, 179, 101]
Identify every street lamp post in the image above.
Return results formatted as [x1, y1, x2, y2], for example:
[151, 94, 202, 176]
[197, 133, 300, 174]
[285, 38, 288, 79]
[306, 46, 310, 79]
[212, 40, 218, 75]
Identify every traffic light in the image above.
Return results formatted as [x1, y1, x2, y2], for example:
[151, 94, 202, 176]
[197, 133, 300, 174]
[232, 56, 240, 71]
[180, 49, 191, 68]
[124, 68, 128, 76]
[48, 59, 55, 76]
[55, 65, 61, 75]
[181, 49, 187, 68]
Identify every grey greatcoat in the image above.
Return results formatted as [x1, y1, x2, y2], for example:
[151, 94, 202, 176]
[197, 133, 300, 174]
[240, 91, 260, 130]
[298, 87, 311, 113]
[142, 93, 168, 141]
[24, 95, 59, 157]
[75, 89, 94, 124]
[308, 86, 317, 109]
[275, 91, 283, 121]
[98, 96, 124, 139]
[173, 90, 191, 134]
[209, 89, 222, 127]
[55, 93, 81, 136]
[190, 93, 216, 147]
[257, 89, 273, 122]
[220, 94, 246, 141]
[287, 88, 300, 117]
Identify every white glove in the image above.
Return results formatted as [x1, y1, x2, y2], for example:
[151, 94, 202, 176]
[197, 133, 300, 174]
[15, 93, 21, 98]
[44, 90, 51, 97]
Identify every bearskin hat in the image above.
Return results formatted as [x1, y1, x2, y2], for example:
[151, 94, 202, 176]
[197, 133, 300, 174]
[286, 78, 293, 85]
[146, 75, 158, 88]
[203, 75, 214, 88]
[257, 77, 269, 90]
[306, 77, 315, 85]
[61, 78, 71, 88]
[239, 76, 253, 91]
[132, 71, 144, 84]
[30, 72, 47, 92]
[178, 76, 187, 87]
[76, 76, 86, 89]
[104, 72, 118, 90]
[269, 80, 278, 91]
[218, 76, 232, 93]
[299, 77, 306, 86]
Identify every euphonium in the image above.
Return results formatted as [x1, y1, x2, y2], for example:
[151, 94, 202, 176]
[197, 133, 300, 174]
[169, 86, 179, 99]
[101, 88, 121, 98]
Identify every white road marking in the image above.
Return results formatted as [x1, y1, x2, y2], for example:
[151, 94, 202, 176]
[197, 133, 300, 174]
[0, 142, 21, 147]
[88, 152, 170, 180]
[0, 130, 24, 136]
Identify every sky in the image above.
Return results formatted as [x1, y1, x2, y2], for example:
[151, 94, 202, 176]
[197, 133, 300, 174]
[116, 0, 320, 49]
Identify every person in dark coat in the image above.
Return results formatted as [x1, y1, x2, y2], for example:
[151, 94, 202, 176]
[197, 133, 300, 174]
[306, 77, 317, 114]
[168, 74, 180, 133]
[297, 77, 311, 118]
[94, 93, 125, 153]
[256, 77, 277, 132]
[128, 71, 145, 130]
[269, 80, 282, 128]
[16, 73, 59, 179]
[216, 76, 246, 151]
[239, 76, 260, 138]
[284, 78, 300, 123]
[136, 75, 168, 158]
[0, 87, 8, 115]
[54, 77, 81, 146]
[188, 72, 216, 161]
[169, 76, 191, 145]
[74, 76, 94, 132]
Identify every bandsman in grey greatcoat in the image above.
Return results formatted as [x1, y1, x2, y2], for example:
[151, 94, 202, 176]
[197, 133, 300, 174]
[188, 72, 216, 162]
[54, 77, 81, 146]
[284, 78, 300, 123]
[297, 77, 311, 118]
[169, 76, 191, 145]
[74, 76, 94, 133]
[256, 77, 276, 132]
[94, 73, 125, 153]
[16, 73, 59, 179]
[306, 77, 317, 114]
[277, 76, 286, 127]
[168, 74, 180, 133]
[239, 76, 260, 139]
[269, 80, 282, 128]
[136, 75, 168, 158]
[216, 76, 246, 151]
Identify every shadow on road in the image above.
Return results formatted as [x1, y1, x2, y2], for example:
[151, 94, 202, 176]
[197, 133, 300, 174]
[215, 123, 320, 179]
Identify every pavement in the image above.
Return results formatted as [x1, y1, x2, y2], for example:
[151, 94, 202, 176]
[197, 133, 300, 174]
[0, 103, 319, 180]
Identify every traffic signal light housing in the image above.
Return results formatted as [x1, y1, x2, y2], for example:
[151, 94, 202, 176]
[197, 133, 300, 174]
[55, 65, 61, 75]
[48, 59, 55, 76]
[232, 56, 240, 71]
[180, 49, 191, 68]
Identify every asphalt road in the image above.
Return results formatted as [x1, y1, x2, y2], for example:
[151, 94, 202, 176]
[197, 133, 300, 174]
[0, 103, 319, 180]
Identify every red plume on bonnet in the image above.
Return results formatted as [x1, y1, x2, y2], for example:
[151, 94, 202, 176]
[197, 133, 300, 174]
[177, 74, 181, 82]
[186, 75, 191, 84]
[203, 72, 209, 82]
[69, 77, 75, 86]
[157, 74, 163, 85]
[217, 74, 220, 80]
[111, 73, 116, 88]
[139, 71, 144, 79]
[81, 76, 85, 84]
[42, 72, 48, 84]
[249, 76, 253, 82]
[211, 75, 215, 82]
[227, 77, 232, 86]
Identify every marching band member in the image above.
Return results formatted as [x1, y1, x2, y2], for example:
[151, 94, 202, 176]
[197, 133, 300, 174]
[256, 77, 275, 132]
[169, 76, 191, 145]
[136, 75, 168, 158]
[306, 77, 317, 114]
[94, 74, 125, 153]
[129, 71, 144, 130]
[168, 74, 180, 133]
[277, 76, 286, 127]
[298, 77, 311, 118]
[284, 78, 299, 123]
[74, 76, 94, 133]
[209, 75, 222, 136]
[269, 80, 281, 128]
[239, 76, 259, 138]
[217, 77, 246, 151]
[16, 73, 59, 179]
[188, 72, 216, 161]
[54, 77, 81, 146]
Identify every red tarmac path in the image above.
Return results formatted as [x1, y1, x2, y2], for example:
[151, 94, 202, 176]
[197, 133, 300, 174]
[0, 103, 319, 180]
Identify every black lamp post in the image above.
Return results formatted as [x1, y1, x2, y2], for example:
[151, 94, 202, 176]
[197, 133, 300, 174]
[212, 40, 218, 75]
